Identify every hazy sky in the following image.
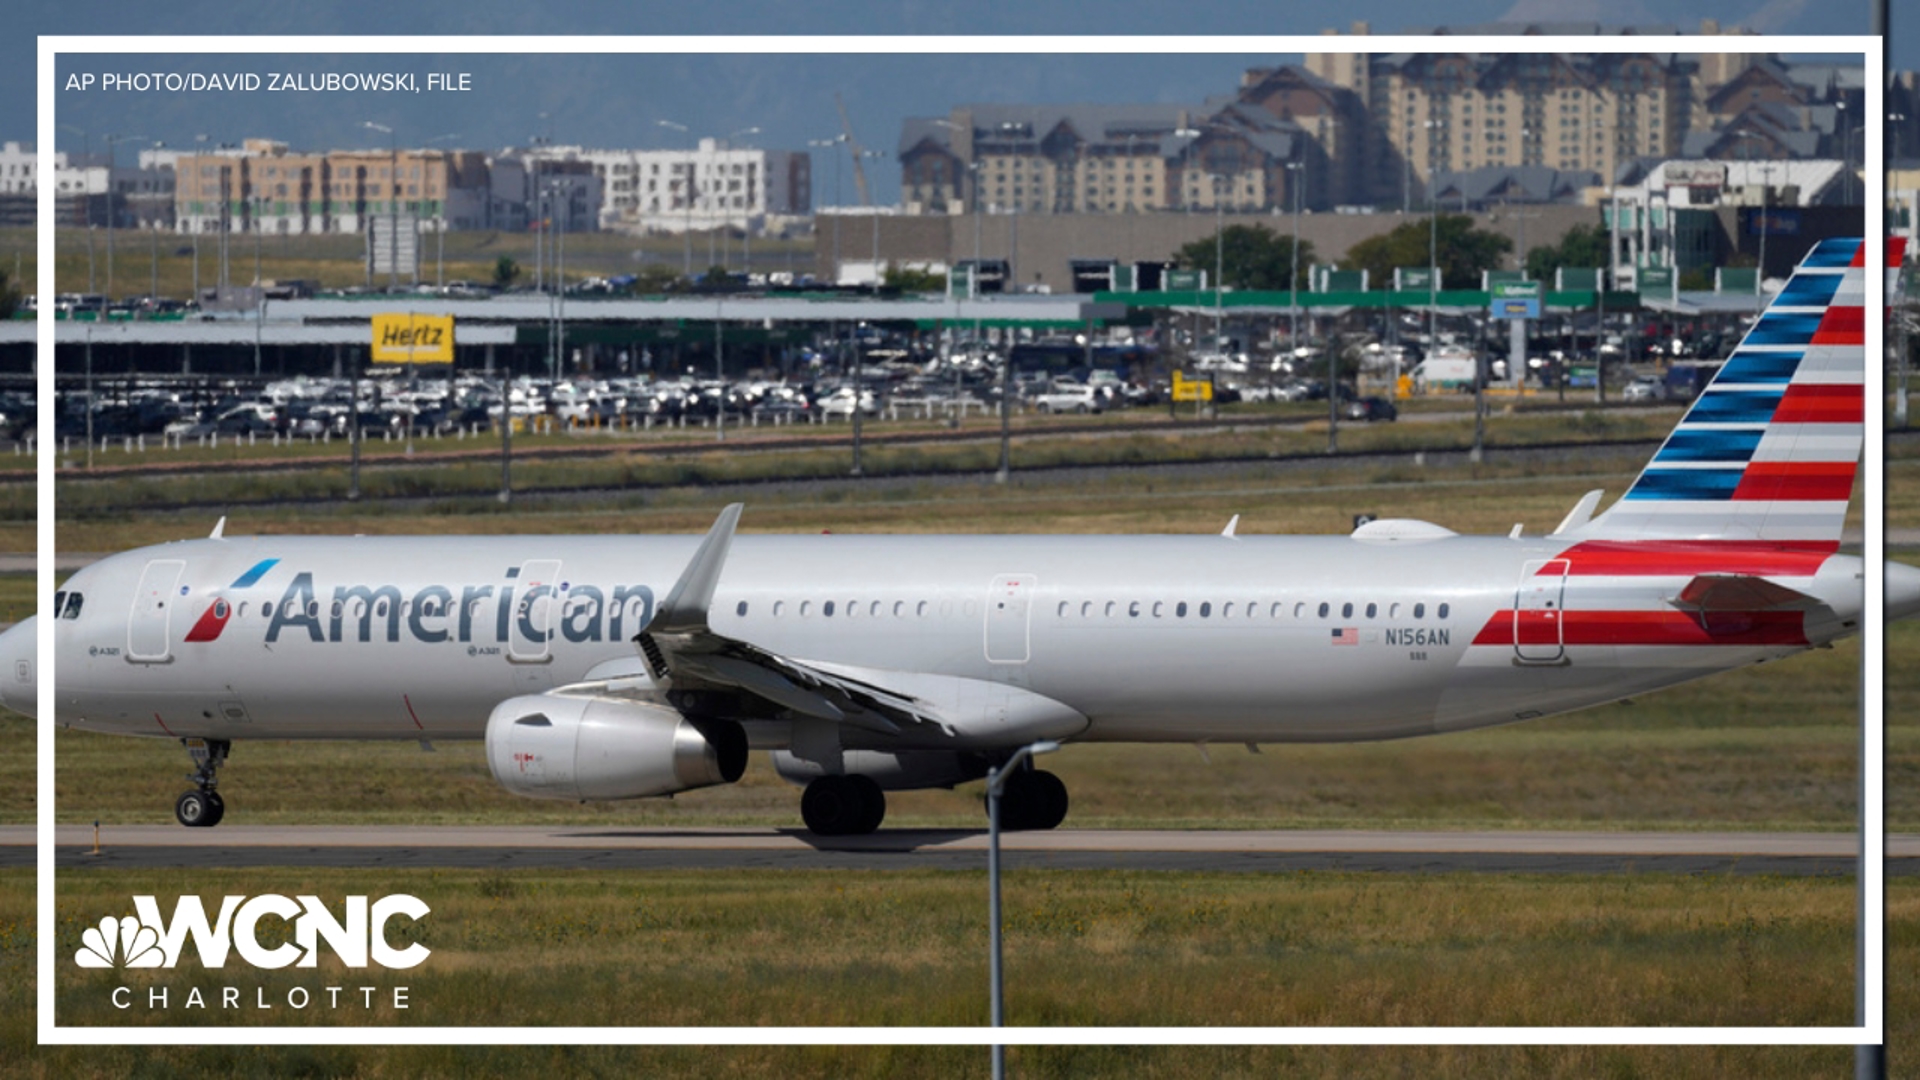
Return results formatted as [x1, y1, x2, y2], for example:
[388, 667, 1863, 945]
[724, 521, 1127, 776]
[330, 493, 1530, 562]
[17, 0, 1904, 206]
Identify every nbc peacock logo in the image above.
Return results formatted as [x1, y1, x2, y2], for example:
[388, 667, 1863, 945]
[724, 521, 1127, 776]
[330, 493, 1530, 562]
[74, 914, 167, 970]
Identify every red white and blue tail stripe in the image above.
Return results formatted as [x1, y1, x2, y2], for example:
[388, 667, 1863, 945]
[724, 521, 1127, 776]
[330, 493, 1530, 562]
[1579, 237, 1901, 543]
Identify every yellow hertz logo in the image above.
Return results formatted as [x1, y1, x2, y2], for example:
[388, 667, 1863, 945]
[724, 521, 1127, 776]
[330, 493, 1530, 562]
[370, 314, 455, 364]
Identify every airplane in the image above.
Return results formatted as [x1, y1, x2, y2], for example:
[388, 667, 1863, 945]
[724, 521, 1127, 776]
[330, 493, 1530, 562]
[7, 236, 1917, 836]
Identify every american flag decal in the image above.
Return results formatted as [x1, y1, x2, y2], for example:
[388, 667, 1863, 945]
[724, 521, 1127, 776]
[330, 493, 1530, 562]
[1331, 627, 1358, 645]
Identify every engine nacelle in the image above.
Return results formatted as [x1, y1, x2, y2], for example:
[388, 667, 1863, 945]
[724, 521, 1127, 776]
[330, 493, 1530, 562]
[486, 693, 747, 801]
[772, 749, 989, 791]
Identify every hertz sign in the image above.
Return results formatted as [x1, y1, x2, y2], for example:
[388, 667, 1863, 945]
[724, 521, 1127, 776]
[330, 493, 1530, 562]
[370, 314, 455, 364]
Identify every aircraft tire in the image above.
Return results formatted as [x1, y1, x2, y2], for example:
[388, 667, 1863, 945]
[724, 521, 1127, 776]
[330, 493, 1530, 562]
[175, 790, 218, 828]
[203, 791, 226, 828]
[845, 774, 886, 834]
[997, 769, 1068, 831]
[801, 776, 882, 836]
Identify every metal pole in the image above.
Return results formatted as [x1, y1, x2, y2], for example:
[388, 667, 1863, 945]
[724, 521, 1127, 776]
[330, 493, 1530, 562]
[851, 330, 864, 476]
[84, 328, 94, 469]
[996, 343, 1010, 483]
[1213, 177, 1224, 353]
[499, 367, 513, 505]
[714, 297, 725, 442]
[349, 352, 362, 501]
[988, 773, 1005, 1080]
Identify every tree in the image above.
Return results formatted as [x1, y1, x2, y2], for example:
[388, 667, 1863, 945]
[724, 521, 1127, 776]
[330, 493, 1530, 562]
[884, 265, 947, 293]
[1344, 215, 1513, 290]
[1524, 223, 1612, 284]
[1172, 223, 1315, 291]
[492, 256, 520, 291]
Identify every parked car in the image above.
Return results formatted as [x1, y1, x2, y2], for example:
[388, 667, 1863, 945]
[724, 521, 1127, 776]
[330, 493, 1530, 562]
[1344, 396, 1398, 423]
[1622, 376, 1667, 402]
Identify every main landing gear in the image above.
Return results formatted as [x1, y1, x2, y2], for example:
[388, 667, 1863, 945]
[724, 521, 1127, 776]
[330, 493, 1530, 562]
[174, 738, 229, 828]
[801, 774, 886, 836]
[798, 767, 1071, 837]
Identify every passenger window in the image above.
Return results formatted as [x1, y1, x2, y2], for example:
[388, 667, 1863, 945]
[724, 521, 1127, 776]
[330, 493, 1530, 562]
[1438, 603, 1450, 619]
[1175, 602, 1187, 618]
[1152, 601, 1164, 618]
[1270, 603, 1282, 619]
[845, 601, 857, 619]
[894, 601, 905, 617]
[870, 601, 880, 617]
[1128, 601, 1141, 618]
[1223, 602, 1235, 618]
[774, 601, 785, 617]
[824, 601, 836, 617]
[1318, 602, 1330, 618]
[1342, 603, 1353, 618]
[1105, 601, 1117, 618]
[1199, 602, 1211, 618]
[800, 601, 812, 617]
[736, 601, 749, 617]
[917, 601, 928, 617]
[1390, 603, 1401, 618]
[1081, 601, 1092, 618]
[1414, 603, 1425, 619]
[1365, 603, 1377, 619]
[1293, 602, 1305, 618]
[1057, 602, 1068, 618]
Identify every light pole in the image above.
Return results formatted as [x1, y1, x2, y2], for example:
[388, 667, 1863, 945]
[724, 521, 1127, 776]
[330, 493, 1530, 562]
[1213, 172, 1226, 356]
[809, 136, 847, 284]
[659, 120, 693, 278]
[426, 134, 460, 289]
[724, 127, 761, 275]
[362, 121, 398, 291]
[984, 739, 1060, 1080]
[861, 149, 886, 286]
[101, 132, 146, 303]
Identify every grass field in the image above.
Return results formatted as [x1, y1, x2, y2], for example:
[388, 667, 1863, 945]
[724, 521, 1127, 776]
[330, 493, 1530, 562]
[12, 226, 817, 302]
[0, 868, 1902, 1077]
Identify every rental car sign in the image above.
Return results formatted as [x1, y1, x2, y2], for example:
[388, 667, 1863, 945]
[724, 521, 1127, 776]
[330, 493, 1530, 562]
[370, 313, 455, 364]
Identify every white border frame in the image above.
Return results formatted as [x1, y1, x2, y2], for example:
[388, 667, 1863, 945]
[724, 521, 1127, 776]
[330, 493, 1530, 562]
[34, 32, 1885, 1048]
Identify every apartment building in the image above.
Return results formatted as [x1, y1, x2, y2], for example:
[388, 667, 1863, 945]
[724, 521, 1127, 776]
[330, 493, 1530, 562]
[173, 138, 489, 236]
[899, 98, 1313, 216]
[539, 139, 810, 234]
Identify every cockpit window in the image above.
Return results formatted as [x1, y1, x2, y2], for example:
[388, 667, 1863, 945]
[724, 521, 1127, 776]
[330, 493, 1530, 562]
[52, 590, 63, 615]
[59, 592, 83, 619]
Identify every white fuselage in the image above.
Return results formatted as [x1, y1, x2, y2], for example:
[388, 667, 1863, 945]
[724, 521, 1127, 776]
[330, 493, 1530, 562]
[41, 530, 1865, 748]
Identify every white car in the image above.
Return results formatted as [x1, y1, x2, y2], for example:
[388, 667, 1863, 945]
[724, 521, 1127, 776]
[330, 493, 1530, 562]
[1623, 377, 1667, 402]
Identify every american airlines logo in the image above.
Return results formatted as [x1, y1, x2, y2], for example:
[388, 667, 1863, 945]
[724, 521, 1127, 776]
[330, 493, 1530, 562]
[75, 894, 431, 971]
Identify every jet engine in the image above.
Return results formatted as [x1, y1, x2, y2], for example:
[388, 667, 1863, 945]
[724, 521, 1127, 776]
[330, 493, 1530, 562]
[486, 693, 747, 801]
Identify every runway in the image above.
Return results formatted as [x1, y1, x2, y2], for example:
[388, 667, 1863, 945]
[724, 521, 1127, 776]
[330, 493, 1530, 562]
[6, 825, 1916, 875]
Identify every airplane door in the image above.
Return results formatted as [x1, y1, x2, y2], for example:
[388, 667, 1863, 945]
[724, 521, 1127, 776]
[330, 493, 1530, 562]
[1514, 558, 1570, 664]
[984, 574, 1036, 664]
[127, 559, 185, 663]
[508, 559, 562, 666]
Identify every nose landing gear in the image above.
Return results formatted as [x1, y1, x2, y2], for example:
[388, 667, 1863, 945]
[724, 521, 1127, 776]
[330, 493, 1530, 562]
[175, 738, 230, 828]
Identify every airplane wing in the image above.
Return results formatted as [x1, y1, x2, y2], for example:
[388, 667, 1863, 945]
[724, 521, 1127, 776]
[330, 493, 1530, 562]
[618, 504, 1081, 742]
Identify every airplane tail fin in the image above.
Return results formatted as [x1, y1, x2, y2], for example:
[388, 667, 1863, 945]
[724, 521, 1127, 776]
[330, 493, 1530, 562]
[1577, 237, 1903, 544]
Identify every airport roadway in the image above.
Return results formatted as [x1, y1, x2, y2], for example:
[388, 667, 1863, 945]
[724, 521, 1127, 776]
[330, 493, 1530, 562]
[5, 825, 1916, 876]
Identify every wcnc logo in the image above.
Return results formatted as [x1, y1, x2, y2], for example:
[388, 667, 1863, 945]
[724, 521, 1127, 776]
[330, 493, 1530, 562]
[74, 894, 430, 971]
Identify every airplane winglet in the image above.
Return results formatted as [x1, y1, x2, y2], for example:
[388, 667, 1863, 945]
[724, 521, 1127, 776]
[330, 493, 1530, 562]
[650, 503, 744, 636]
[1221, 515, 1240, 538]
[1551, 490, 1605, 535]
[209, 516, 227, 540]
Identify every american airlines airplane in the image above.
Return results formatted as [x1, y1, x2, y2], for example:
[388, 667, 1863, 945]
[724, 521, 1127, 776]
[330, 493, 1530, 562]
[9, 237, 1916, 835]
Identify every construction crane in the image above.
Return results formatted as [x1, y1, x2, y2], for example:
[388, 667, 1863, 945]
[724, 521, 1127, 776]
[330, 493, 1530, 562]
[835, 92, 873, 207]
